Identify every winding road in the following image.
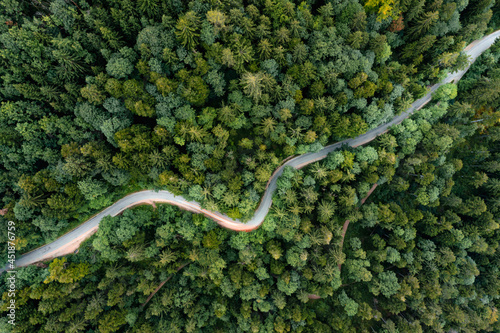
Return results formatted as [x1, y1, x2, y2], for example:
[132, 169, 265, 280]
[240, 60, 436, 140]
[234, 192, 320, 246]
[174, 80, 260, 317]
[5, 30, 500, 272]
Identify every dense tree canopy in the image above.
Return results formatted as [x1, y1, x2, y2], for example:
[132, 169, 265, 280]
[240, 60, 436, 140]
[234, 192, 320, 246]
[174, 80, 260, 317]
[0, 1, 499, 332]
[2, 0, 496, 251]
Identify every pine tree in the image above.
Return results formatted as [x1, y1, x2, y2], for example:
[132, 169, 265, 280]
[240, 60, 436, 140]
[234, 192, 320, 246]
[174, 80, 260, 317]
[409, 11, 439, 37]
[175, 11, 200, 49]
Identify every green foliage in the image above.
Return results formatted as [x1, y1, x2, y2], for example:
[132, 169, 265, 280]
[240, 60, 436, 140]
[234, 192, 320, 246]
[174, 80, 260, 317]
[175, 11, 200, 49]
[181, 76, 209, 106]
[44, 258, 90, 284]
[1, 2, 499, 332]
[433, 83, 458, 101]
[338, 290, 359, 316]
[106, 55, 134, 79]
[77, 178, 108, 201]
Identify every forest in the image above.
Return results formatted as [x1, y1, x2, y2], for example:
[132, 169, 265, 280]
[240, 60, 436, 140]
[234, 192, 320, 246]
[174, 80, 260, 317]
[0, 0, 499, 332]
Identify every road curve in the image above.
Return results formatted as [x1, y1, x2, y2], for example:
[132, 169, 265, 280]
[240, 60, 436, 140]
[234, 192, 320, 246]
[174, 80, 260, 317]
[6, 30, 500, 272]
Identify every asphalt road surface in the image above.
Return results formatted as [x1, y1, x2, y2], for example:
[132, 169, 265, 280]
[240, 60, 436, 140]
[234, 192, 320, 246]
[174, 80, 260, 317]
[4, 30, 500, 273]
